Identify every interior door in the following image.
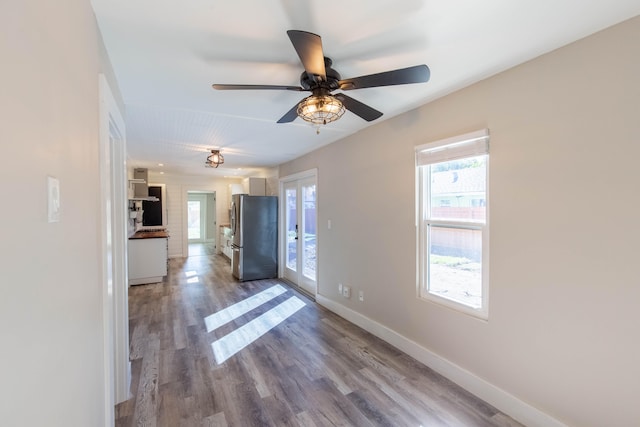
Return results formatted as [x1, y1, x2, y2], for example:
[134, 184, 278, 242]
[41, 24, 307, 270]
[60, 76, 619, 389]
[282, 176, 317, 296]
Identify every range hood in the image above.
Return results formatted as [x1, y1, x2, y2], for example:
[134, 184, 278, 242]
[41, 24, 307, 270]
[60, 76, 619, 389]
[129, 168, 159, 201]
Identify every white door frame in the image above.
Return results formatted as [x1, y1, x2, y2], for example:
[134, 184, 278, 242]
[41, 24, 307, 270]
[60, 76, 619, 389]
[279, 169, 318, 296]
[181, 186, 217, 257]
[99, 74, 130, 426]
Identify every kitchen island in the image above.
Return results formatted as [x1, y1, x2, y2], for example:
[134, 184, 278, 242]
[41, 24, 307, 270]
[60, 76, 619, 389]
[128, 230, 169, 285]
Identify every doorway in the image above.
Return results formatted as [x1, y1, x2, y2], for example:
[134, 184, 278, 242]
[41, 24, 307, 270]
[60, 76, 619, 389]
[280, 170, 317, 296]
[187, 192, 216, 257]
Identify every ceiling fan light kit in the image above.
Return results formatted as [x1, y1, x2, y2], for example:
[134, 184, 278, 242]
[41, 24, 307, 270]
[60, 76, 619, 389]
[297, 93, 345, 126]
[205, 149, 224, 168]
[212, 30, 430, 132]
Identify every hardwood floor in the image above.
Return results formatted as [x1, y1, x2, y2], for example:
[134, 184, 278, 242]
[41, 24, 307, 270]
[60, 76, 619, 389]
[116, 254, 523, 427]
[188, 242, 217, 257]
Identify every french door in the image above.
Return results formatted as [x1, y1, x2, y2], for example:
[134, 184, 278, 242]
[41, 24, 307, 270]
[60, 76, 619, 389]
[281, 173, 317, 296]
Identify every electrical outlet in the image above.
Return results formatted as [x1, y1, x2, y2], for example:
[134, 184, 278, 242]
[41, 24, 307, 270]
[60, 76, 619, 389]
[358, 290, 364, 302]
[338, 283, 343, 294]
[343, 286, 351, 298]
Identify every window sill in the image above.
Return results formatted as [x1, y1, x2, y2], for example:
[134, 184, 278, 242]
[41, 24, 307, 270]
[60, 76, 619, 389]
[418, 292, 488, 321]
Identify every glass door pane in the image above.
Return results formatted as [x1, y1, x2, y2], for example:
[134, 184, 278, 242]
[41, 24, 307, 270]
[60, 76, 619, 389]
[285, 185, 297, 271]
[188, 200, 201, 240]
[301, 182, 316, 281]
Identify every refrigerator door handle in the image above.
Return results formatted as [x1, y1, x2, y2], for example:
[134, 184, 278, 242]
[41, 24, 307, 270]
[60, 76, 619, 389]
[230, 201, 236, 235]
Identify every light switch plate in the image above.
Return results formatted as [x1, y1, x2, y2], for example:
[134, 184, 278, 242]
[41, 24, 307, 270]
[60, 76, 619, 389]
[47, 176, 60, 223]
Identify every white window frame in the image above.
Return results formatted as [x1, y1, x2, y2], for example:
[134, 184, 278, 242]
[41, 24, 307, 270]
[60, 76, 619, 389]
[416, 129, 490, 319]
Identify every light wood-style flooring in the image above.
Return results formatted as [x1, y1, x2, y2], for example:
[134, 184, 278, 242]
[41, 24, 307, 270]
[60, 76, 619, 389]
[115, 254, 523, 427]
[188, 242, 217, 257]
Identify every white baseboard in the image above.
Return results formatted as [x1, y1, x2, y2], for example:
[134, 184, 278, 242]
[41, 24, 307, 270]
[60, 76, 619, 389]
[315, 295, 566, 427]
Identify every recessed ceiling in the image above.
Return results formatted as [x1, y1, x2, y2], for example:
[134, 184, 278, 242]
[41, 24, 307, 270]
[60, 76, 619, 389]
[90, 0, 640, 177]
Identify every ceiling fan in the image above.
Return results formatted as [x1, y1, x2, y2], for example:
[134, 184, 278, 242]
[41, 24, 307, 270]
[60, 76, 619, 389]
[212, 30, 430, 129]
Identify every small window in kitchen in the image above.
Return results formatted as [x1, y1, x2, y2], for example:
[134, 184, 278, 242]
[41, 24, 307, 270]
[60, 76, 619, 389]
[416, 129, 489, 318]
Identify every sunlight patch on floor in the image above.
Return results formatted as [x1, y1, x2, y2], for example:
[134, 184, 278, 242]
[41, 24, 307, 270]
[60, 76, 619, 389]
[204, 284, 287, 332]
[211, 295, 306, 364]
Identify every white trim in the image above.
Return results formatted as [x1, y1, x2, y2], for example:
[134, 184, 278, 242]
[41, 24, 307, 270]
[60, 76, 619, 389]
[279, 168, 318, 184]
[180, 185, 218, 257]
[416, 128, 489, 166]
[98, 74, 130, 425]
[315, 295, 567, 427]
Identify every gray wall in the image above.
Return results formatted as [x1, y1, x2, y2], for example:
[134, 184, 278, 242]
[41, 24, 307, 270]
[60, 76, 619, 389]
[279, 16, 640, 427]
[0, 0, 123, 425]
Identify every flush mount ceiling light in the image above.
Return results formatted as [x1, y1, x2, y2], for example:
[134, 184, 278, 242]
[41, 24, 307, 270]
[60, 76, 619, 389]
[205, 149, 224, 168]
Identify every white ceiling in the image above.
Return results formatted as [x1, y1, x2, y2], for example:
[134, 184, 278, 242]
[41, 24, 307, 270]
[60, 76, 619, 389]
[91, 0, 640, 177]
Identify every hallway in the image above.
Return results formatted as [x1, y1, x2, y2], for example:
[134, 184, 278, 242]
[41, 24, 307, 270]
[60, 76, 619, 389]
[116, 254, 521, 426]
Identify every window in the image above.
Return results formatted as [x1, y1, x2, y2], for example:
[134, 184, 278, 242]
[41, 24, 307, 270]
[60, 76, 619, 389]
[416, 129, 489, 318]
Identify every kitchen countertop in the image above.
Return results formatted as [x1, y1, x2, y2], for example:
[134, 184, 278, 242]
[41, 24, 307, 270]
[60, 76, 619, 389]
[129, 230, 170, 239]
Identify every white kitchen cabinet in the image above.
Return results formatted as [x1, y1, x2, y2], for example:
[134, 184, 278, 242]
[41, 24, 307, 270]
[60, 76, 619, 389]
[219, 225, 233, 259]
[128, 237, 168, 285]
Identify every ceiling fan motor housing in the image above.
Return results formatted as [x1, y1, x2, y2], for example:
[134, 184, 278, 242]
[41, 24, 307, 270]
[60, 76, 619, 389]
[299, 57, 342, 91]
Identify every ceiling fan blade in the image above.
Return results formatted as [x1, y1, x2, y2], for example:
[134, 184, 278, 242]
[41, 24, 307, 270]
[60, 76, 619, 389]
[287, 30, 326, 81]
[277, 102, 300, 123]
[212, 84, 304, 91]
[338, 64, 430, 90]
[334, 93, 383, 122]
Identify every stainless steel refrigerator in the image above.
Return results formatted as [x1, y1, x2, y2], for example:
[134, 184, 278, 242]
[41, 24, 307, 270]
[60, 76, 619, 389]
[230, 194, 278, 281]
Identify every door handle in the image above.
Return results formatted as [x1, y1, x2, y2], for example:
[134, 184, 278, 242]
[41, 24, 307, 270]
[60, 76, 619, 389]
[295, 224, 298, 240]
